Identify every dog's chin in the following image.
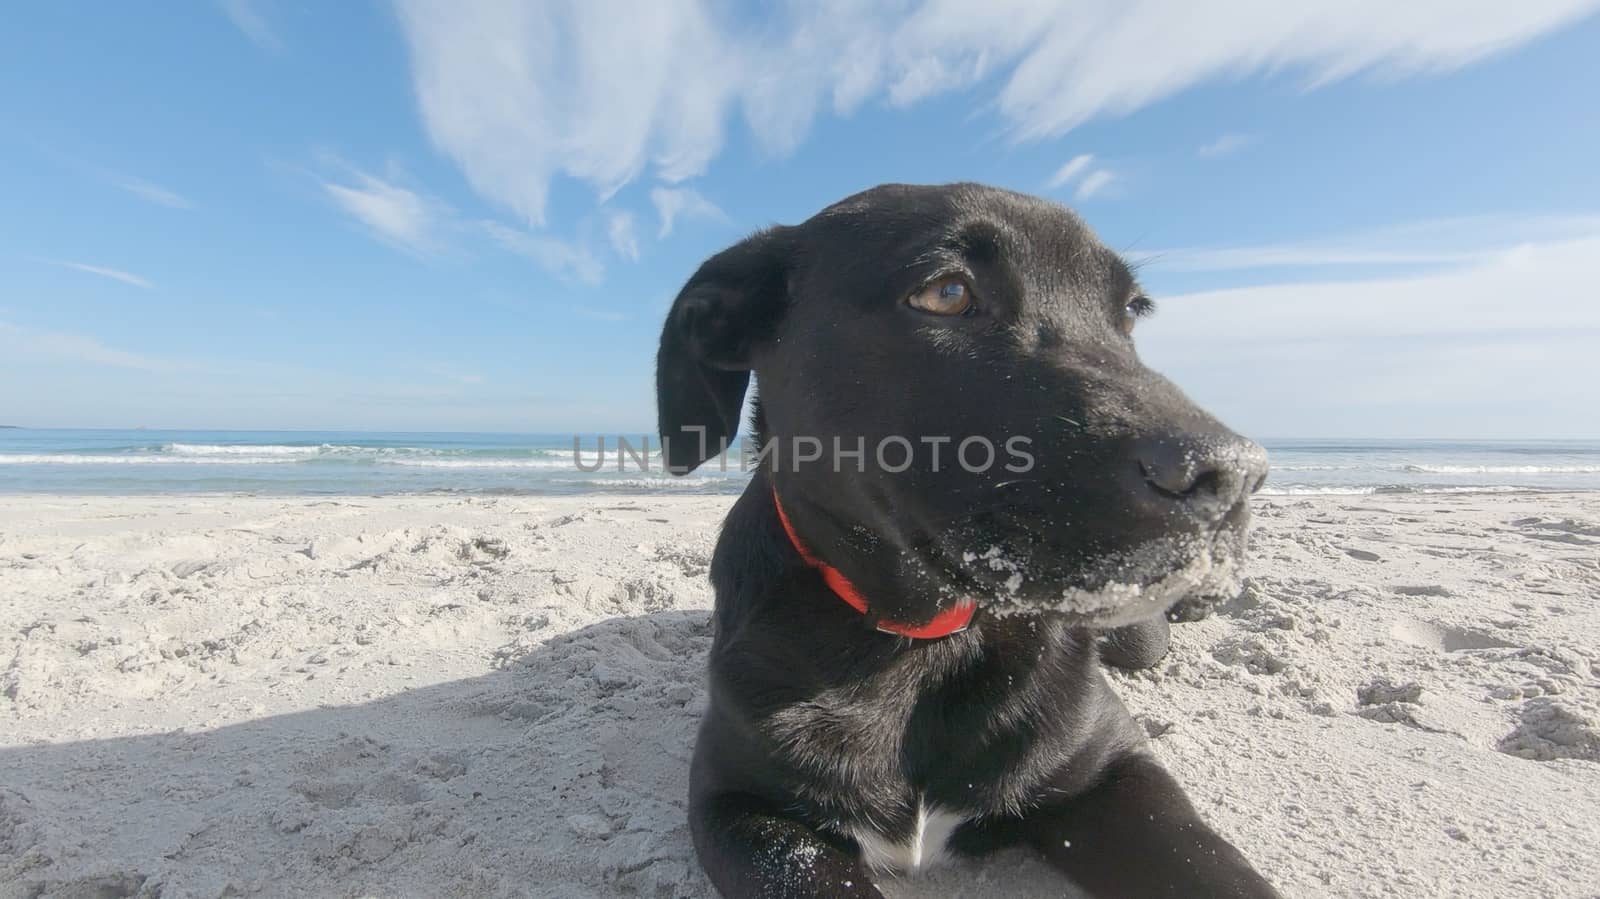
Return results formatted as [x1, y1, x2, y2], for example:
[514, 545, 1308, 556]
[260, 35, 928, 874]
[955, 528, 1249, 628]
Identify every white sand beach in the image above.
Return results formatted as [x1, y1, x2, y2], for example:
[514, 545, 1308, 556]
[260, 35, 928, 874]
[2, 492, 1598, 898]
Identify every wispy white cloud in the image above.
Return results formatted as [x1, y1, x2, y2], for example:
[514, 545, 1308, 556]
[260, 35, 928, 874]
[1136, 230, 1600, 438]
[44, 260, 154, 289]
[109, 175, 192, 209]
[1075, 169, 1116, 200]
[32, 149, 194, 210]
[1138, 214, 1600, 273]
[1197, 133, 1258, 159]
[1046, 153, 1115, 201]
[316, 161, 606, 282]
[1045, 154, 1094, 189]
[322, 171, 445, 255]
[607, 211, 641, 261]
[392, 0, 1599, 222]
[481, 222, 604, 285]
[1151, 239, 1600, 341]
[650, 187, 726, 239]
[0, 321, 187, 372]
[220, 0, 282, 51]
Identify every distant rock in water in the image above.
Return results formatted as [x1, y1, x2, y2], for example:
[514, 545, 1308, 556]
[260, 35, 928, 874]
[0, 424, 22, 429]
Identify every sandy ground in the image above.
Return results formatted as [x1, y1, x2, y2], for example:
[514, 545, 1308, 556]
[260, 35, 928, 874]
[2, 492, 1598, 899]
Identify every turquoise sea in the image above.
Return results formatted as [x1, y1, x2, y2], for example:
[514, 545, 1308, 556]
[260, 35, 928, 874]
[2, 429, 1599, 496]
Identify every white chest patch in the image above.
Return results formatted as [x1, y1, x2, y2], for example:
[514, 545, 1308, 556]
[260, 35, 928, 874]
[848, 804, 967, 872]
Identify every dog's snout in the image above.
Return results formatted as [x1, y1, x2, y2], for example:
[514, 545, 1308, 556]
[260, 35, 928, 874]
[1135, 434, 1269, 521]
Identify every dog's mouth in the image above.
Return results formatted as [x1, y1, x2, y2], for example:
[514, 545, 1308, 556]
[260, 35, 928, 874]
[930, 514, 1250, 627]
[983, 534, 1245, 627]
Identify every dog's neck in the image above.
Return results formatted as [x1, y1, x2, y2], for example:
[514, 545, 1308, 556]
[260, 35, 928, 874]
[769, 484, 976, 639]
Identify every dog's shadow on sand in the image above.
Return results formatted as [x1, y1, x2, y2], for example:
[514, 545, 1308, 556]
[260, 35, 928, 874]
[2, 610, 1077, 899]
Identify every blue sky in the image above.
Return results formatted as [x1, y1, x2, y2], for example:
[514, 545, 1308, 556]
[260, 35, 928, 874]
[3, 1, 1599, 438]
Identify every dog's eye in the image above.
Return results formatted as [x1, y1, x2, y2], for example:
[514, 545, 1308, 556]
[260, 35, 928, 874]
[908, 276, 975, 316]
[1119, 295, 1154, 335]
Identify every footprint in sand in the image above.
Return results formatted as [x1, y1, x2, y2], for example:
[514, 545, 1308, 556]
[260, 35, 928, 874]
[1497, 697, 1600, 762]
[1392, 584, 1453, 597]
[1508, 516, 1600, 546]
[1354, 678, 1433, 729]
[1389, 618, 1518, 652]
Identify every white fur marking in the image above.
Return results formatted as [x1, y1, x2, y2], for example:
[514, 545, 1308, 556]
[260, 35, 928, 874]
[850, 803, 965, 872]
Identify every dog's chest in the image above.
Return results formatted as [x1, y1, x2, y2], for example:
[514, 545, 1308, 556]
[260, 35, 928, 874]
[744, 619, 1090, 871]
[846, 802, 966, 872]
[763, 668, 1003, 871]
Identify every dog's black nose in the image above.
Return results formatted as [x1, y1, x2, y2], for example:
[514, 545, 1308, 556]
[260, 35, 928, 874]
[1134, 434, 1268, 522]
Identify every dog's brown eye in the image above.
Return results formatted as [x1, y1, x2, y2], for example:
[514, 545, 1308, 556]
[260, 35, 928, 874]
[908, 276, 975, 316]
[1119, 295, 1153, 335]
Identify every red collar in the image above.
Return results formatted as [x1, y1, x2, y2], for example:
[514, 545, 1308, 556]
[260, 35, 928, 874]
[771, 487, 976, 639]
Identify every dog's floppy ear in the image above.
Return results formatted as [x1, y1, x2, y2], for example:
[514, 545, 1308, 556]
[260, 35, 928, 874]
[657, 227, 792, 475]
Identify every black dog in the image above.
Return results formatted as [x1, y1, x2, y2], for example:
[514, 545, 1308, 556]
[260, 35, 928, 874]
[657, 183, 1277, 898]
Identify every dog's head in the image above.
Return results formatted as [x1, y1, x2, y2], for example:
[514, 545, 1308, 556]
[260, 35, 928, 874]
[657, 183, 1267, 628]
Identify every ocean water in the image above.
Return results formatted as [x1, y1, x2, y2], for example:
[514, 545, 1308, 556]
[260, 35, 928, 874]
[1, 429, 1598, 497]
